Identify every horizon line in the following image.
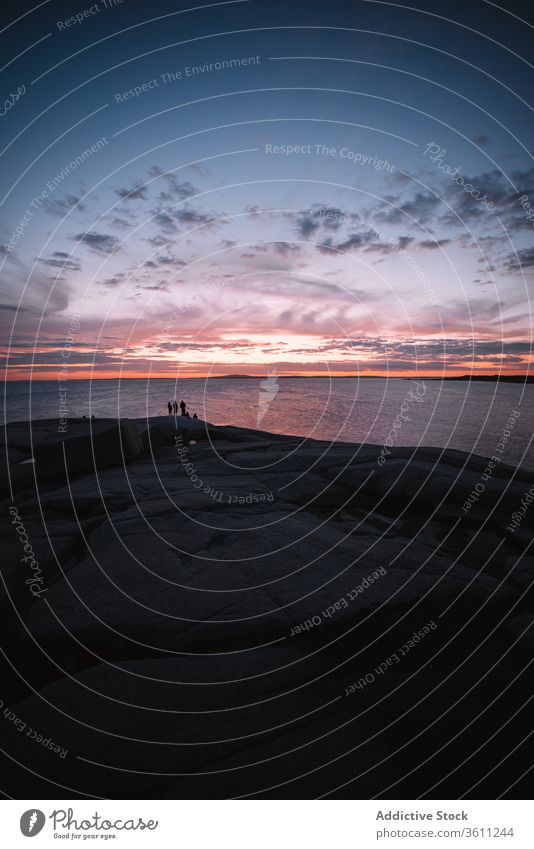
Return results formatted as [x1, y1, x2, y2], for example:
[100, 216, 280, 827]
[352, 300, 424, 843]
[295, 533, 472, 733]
[4, 372, 533, 382]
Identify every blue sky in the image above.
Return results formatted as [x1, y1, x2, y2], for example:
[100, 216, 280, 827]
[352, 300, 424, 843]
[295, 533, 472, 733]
[1, 0, 533, 377]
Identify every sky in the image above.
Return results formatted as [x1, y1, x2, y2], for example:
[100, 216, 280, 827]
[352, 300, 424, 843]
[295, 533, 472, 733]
[1, 0, 533, 379]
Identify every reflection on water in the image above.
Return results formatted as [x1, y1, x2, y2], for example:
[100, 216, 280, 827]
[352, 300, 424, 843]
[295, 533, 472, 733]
[4, 377, 533, 470]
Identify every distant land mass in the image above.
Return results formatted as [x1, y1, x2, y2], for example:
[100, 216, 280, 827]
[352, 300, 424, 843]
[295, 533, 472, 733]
[209, 373, 533, 383]
[426, 374, 534, 384]
[210, 373, 260, 379]
[9, 374, 531, 382]
[209, 373, 394, 379]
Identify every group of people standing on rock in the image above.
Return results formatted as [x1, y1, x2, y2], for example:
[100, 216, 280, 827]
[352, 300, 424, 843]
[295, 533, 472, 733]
[167, 399, 197, 420]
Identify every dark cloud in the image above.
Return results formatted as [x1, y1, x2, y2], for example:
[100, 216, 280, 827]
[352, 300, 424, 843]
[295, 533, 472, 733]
[232, 276, 372, 303]
[0, 260, 73, 321]
[417, 239, 451, 249]
[146, 234, 169, 247]
[316, 230, 411, 256]
[295, 212, 319, 238]
[39, 251, 81, 271]
[153, 339, 259, 352]
[2, 350, 124, 367]
[441, 167, 534, 229]
[294, 205, 360, 238]
[504, 247, 534, 272]
[272, 242, 300, 254]
[173, 207, 215, 227]
[157, 181, 197, 202]
[0, 303, 28, 312]
[285, 336, 532, 366]
[376, 192, 441, 225]
[144, 255, 186, 269]
[147, 166, 197, 201]
[74, 232, 119, 254]
[45, 195, 85, 217]
[110, 216, 135, 231]
[116, 185, 148, 201]
[141, 283, 171, 292]
[97, 277, 122, 288]
[152, 206, 217, 235]
[317, 232, 373, 254]
[156, 255, 186, 266]
[293, 206, 418, 257]
[154, 212, 176, 232]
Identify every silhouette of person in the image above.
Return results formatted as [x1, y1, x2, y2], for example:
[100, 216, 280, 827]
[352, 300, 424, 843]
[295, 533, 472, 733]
[173, 400, 178, 415]
[185, 411, 190, 418]
[180, 400, 186, 416]
[192, 412, 198, 420]
[167, 401, 172, 415]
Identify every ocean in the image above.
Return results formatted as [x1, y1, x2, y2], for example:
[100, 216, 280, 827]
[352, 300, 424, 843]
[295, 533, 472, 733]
[3, 377, 533, 471]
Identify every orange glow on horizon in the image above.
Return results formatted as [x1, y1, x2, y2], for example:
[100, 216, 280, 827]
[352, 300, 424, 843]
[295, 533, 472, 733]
[4, 366, 532, 381]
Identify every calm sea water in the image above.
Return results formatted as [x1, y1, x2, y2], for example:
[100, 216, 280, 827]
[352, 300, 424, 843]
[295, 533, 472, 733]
[3, 377, 533, 470]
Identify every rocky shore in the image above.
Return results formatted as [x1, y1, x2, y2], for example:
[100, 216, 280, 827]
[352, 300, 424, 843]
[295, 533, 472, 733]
[1, 417, 532, 798]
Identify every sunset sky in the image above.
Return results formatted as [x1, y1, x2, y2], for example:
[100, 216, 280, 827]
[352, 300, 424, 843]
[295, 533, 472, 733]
[1, 0, 533, 380]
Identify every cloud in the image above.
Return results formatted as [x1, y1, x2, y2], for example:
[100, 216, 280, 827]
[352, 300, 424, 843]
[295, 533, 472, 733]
[45, 195, 85, 217]
[0, 256, 73, 325]
[97, 277, 122, 288]
[441, 167, 534, 230]
[144, 255, 186, 269]
[173, 207, 215, 227]
[152, 205, 217, 236]
[294, 206, 360, 238]
[317, 232, 373, 254]
[293, 207, 418, 258]
[234, 276, 370, 302]
[1, 350, 125, 367]
[272, 241, 300, 255]
[316, 230, 411, 256]
[156, 255, 186, 266]
[116, 185, 148, 201]
[158, 181, 197, 202]
[504, 247, 534, 272]
[417, 239, 451, 249]
[153, 212, 176, 233]
[376, 192, 441, 224]
[110, 216, 135, 231]
[141, 283, 171, 292]
[244, 241, 301, 257]
[74, 231, 119, 254]
[294, 212, 320, 238]
[39, 251, 81, 271]
[0, 303, 28, 312]
[148, 166, 197, 201]
[286, 336, 533, 366]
